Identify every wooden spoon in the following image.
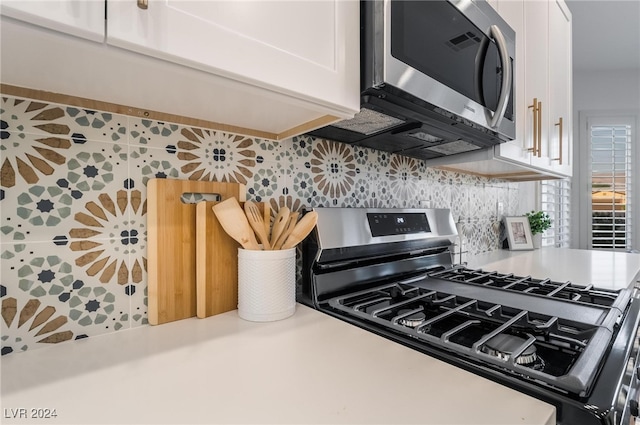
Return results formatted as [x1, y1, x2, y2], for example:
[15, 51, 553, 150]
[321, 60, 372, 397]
[273, 212, 299, 250]
[281, 211, 318, 250]
[211, 198, 260, 250]
[244, 200, 272, 250]
[269, 206, 290, 247]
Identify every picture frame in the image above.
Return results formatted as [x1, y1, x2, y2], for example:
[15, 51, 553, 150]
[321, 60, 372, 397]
[504, 216, 534, 251]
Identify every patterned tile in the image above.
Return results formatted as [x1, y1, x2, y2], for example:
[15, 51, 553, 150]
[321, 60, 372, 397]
[350, 173, 374, 208]
[352, 145, 380, 174]
[129, 145, 183, 189]
[285, 134, 314, 165]
[1, 97, 128, 143]
[450, 184, 469, 223]
[508, 188, 520, 216]
[0, 93, 528, 355]
[287, 162, 315, 209]
[128, 117, 182, 148]
[1, 132, 129, 245]
[1, 240, 132, 356]
[172, 128, 258, 183]
[67, 192, 146, 287]
[415, 179, 433, 208]
[387, 155, 420, 207]
[246, 161, 286, 203]
[482, 186, 499, 220]
[309, 139, 357, 207]
[431, 181, 452, 209]
[253, 138, 285, 164]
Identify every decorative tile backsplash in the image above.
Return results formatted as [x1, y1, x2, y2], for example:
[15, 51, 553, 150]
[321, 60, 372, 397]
[0, 94, 520, 355]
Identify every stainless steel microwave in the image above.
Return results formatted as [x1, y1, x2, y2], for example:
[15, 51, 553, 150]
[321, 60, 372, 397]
[309, 0, 516, 160]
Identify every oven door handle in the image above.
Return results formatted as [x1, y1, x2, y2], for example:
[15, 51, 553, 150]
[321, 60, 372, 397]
[489, 24, 512, 129]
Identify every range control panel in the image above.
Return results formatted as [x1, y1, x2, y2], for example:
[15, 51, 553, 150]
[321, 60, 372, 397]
[367, 213, 431, 237]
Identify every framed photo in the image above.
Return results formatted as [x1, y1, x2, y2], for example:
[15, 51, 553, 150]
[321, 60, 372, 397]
[504, 216, 534, 251]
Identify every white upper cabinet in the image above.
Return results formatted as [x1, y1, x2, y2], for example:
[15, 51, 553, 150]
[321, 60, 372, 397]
[1, 1, 359, 140]
[493, 0, 572, 178]
[492, 0, 529, 165]
[523, 0, 551, 171]
[106, 0, 360, 123]
[0, 0, 104, 42]
[486, 0, 499, 11]
[547, 0, 573, 176]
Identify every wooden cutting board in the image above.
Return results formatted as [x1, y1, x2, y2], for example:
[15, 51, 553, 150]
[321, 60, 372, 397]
[147, 178, 246, 325]
[196, 201, 269, 319]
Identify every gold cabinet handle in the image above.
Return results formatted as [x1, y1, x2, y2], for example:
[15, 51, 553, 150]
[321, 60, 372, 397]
[553, 117, 563, 165]
[527, 98, 538, 155]
[537, 101, 542, 158]
[137, 0, 148, 10]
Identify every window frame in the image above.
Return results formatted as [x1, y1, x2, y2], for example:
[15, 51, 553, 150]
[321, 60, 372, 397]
[574, 110, 639, 251]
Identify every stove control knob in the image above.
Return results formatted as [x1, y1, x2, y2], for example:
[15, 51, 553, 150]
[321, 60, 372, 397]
[630, 400, 639, 417]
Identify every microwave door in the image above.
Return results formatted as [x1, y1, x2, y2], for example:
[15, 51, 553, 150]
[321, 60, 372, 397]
[473, 25, 512, 131]
[488, 25, 513, 129]
[474, 35, 491, 124]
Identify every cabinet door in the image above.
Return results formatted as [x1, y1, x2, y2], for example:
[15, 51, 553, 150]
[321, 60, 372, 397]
[493, 0, 530, 165]
[106, 0, 359, 117]
[548, 0, 573, 176]
[524, 0, 551, 170]
[0, 0, 104, 42]
[486, 0, 499, 11]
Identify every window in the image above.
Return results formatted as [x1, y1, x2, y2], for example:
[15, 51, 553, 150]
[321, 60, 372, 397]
[540, 179, 571, 247]
[576, 112, 638, 252]
[590, 124, 633, 250]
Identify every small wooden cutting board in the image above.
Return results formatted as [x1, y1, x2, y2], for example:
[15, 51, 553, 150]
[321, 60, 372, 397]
[147, 178, 245, 325]
[196, 201, 269, 318]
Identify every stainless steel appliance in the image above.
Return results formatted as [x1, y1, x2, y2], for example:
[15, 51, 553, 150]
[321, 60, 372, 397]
[308, 0, 515, 160]
[300, 207, 640, 425]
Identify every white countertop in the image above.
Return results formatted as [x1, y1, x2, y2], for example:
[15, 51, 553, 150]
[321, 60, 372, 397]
[468, 247, 640, 290]
[6, 247, 640, 425]
[1, 305, 555, 425]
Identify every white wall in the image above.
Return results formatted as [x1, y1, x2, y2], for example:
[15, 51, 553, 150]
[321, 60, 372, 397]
[571, 69, 640, 248]
[573, 69, 640, 111]
[517, 181, 538, 215]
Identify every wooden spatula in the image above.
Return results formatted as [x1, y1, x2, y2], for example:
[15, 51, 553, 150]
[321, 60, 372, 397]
[212, 198, 260, 250]
[273, 212, 298, 250]
[244, 200, 271, 250]
[269, 206, 290, 248]
[281, 211, 318, 250]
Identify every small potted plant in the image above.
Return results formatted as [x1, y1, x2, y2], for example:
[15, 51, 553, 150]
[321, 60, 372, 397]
[525, 210, 552, 248]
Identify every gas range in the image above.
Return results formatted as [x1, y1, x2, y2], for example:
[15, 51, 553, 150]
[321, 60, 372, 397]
[300, 208, 640, 425]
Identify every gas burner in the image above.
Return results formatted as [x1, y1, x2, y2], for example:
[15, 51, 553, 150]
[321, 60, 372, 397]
[396, 309, 426, 327]
[482, 334, 538, 365]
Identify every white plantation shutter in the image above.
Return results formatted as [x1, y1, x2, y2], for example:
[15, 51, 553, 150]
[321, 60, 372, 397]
[589, 123, 633, 250]
[540, 179, 571, 247]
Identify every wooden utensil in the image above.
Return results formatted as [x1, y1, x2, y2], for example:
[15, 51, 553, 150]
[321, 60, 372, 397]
[269, 206, 290, 247]
[273, 211, 299, 250]
[281, 211, 318, 250]
[147, 178, 245, 325]
[196, 200, 268, 319]
[263, 203, 271, 237]
[244, 200, 271, 250]
[273, 212, 297, 250]
[212, 198, 260, 250]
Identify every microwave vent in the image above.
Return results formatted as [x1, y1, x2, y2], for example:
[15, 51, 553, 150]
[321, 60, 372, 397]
[407, 131, 444, 144]
[332, 108, 405, 135]
[425, 140, 482, 155]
